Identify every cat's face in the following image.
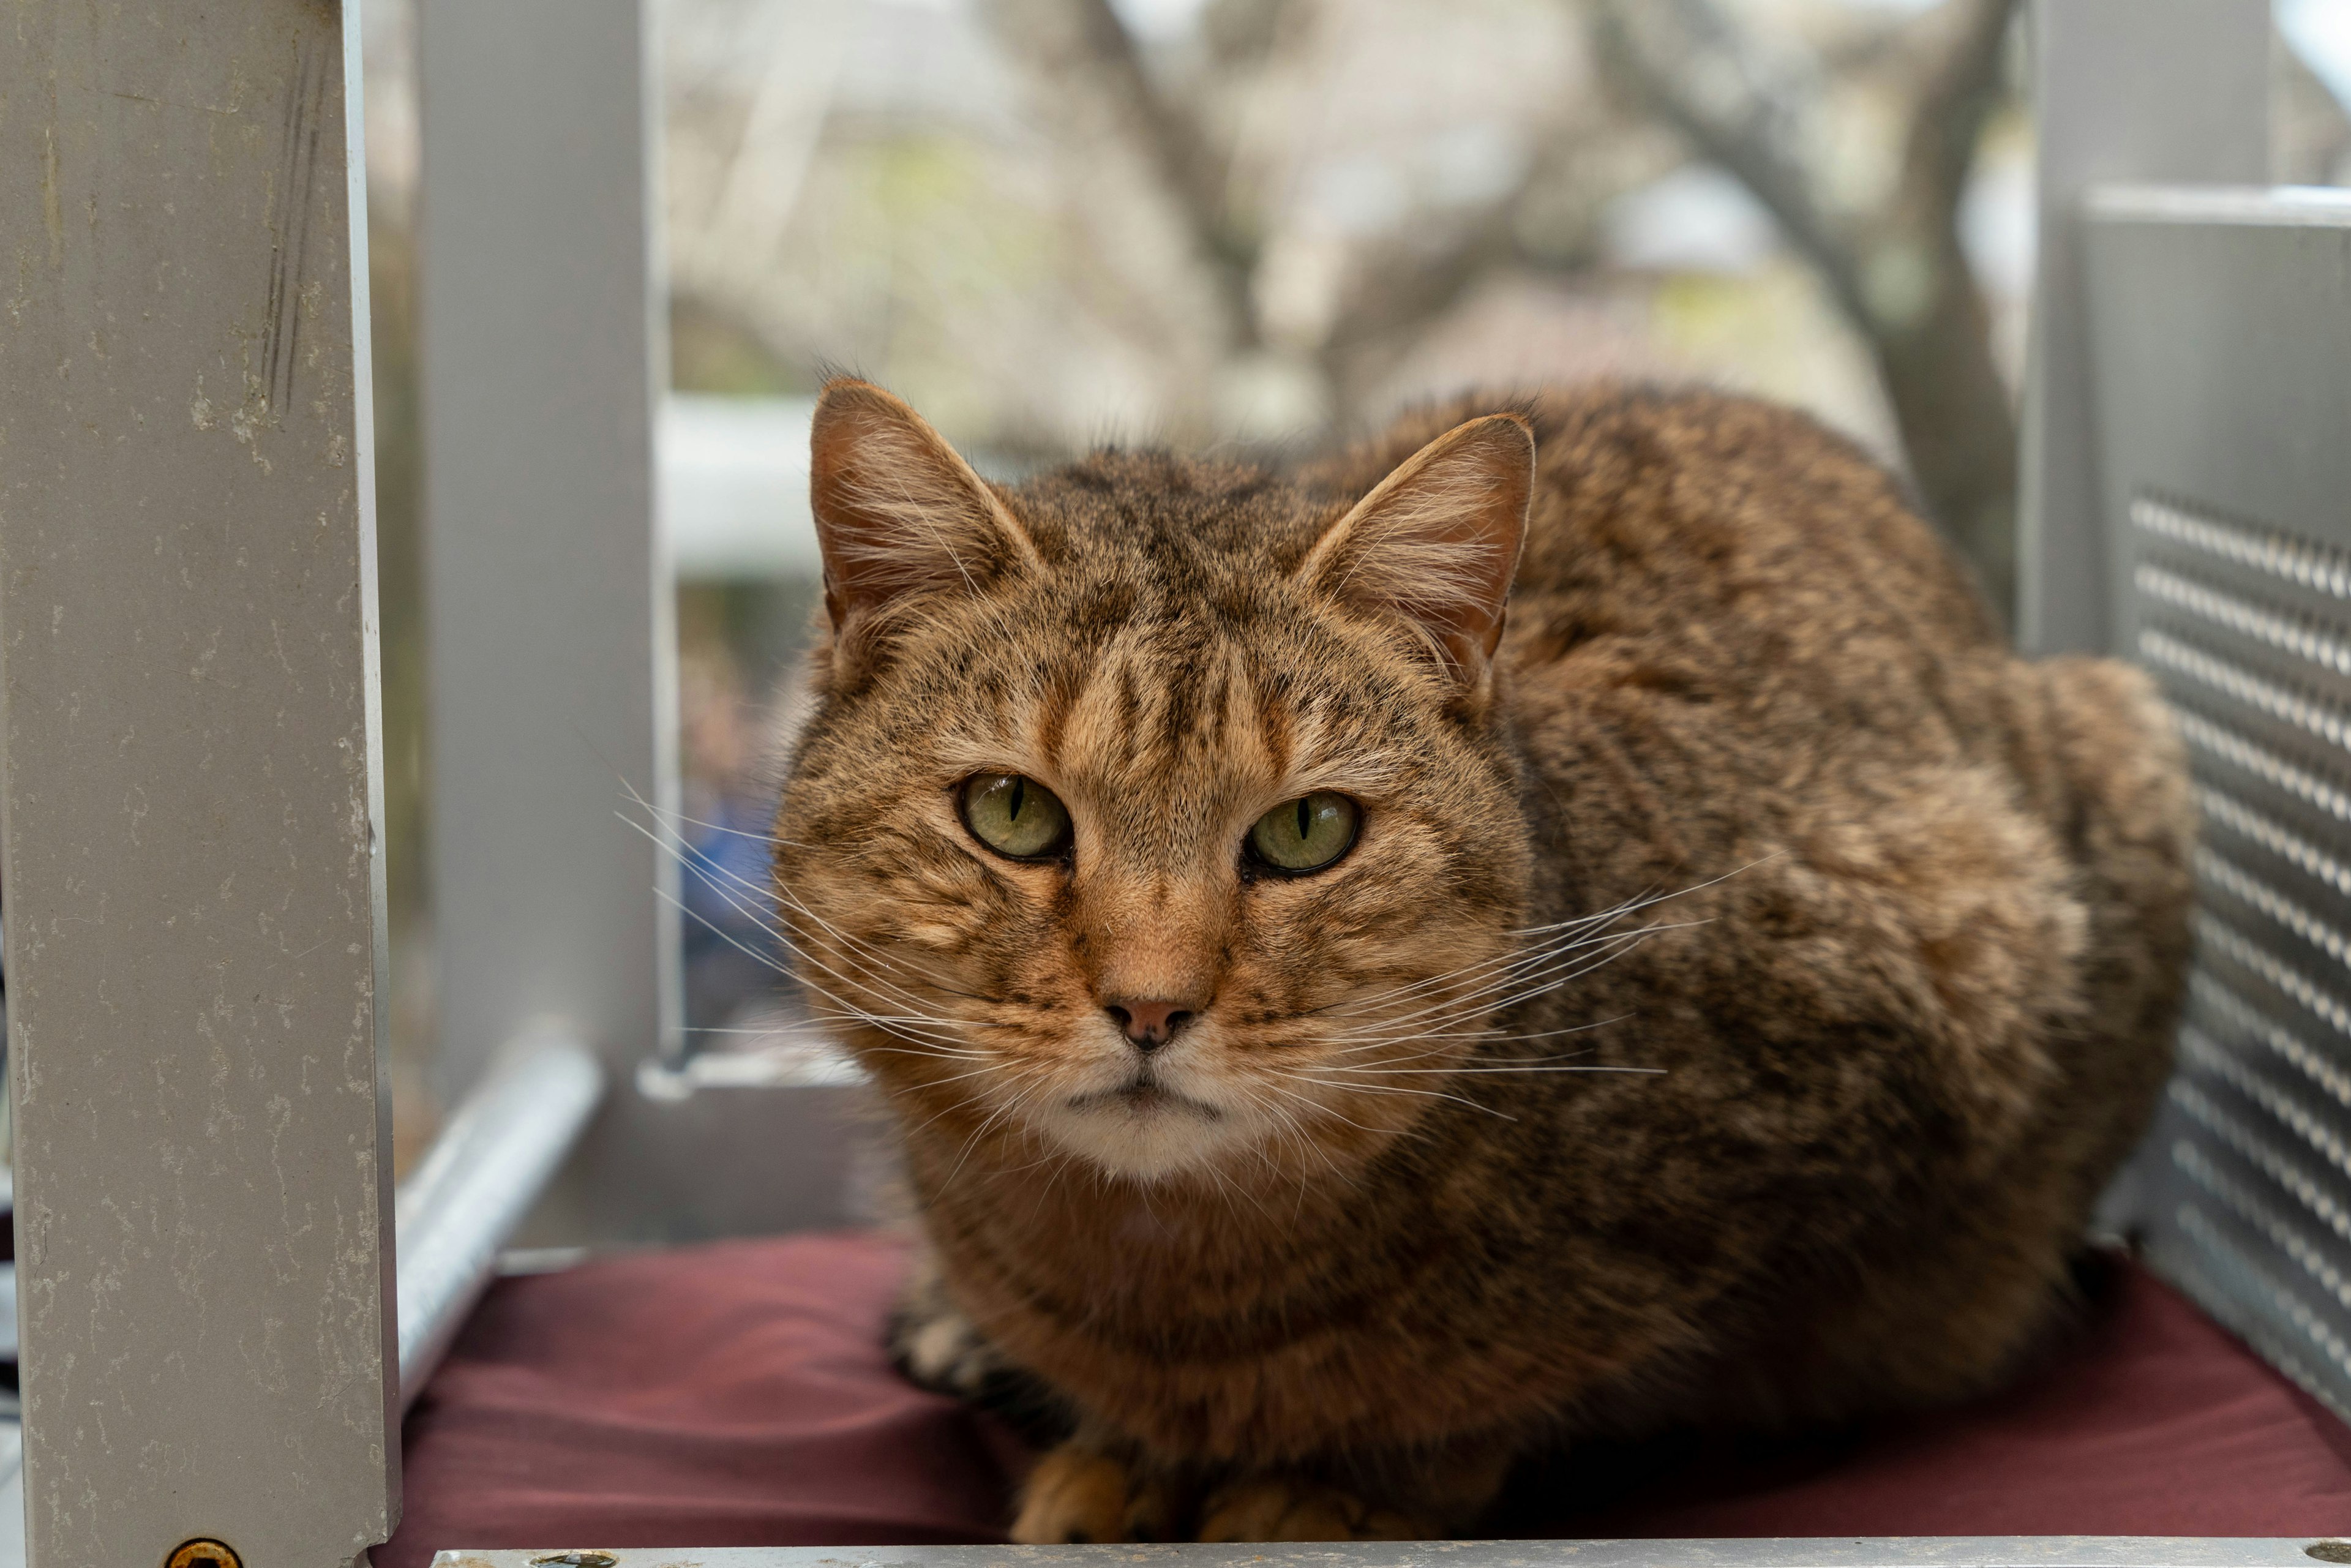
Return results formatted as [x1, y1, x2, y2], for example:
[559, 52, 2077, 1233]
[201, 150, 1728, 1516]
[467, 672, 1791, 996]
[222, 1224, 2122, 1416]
[774, 382, 1535, 1184]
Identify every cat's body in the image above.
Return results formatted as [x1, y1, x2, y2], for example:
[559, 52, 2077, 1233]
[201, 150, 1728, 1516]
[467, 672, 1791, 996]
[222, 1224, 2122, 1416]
[774, 381, 2192, 1542]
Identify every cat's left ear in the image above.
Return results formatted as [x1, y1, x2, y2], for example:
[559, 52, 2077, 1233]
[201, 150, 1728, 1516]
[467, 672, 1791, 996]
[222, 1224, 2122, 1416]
[1299, 413, 1534, 689]
[808, 378, 1042, 649]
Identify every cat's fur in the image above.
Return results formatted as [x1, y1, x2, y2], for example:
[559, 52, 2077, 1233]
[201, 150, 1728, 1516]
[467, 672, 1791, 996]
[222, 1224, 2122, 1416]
[771, 378, 2193, 1542]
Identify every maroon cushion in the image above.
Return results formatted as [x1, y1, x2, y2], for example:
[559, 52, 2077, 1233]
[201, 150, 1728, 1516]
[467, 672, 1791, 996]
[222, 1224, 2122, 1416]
[381, 1232, 2351, 1566]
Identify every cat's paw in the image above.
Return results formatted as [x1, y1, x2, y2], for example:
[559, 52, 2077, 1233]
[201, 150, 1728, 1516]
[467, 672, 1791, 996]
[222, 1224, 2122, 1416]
[890, 1289, 1003, 1401]
[1011, 1443, 1177, 1543]
[1194, 1477, 1428, 1542]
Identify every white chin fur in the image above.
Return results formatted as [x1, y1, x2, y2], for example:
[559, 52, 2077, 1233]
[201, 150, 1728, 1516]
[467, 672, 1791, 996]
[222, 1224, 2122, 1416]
[1029, 1089, 1263, 1181]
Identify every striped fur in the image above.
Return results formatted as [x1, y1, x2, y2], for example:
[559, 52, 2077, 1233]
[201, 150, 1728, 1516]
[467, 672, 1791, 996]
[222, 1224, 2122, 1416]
[772, 380, 2193, 1541]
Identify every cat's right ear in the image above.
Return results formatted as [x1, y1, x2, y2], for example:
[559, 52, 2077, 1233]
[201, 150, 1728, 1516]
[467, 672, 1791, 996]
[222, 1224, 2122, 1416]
[808, 378, 1041, 653]
[1298, 413, 1534, 692]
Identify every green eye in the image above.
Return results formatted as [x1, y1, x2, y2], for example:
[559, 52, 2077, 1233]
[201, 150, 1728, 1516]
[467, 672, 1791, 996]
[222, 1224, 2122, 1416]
[959, 773, 1073, 860]
[1248, 792, 1360, 874]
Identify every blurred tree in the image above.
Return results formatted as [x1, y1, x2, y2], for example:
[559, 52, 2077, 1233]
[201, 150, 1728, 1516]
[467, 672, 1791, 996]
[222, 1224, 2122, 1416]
[979, 0, 1616, 435]
[980, 0, 2023, 618]
[1591, 0, 2023, 620]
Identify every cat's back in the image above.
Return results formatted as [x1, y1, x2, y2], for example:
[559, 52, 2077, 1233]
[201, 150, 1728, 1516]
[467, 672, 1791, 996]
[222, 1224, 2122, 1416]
[1335, 386, 2190, 1419]
[1316, 383, 2000, 667]
[1375, 384, 2186, 1419]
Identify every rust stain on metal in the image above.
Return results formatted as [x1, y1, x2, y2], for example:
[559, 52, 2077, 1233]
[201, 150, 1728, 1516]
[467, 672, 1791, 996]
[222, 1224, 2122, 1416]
[166, 1539, 245, 1568]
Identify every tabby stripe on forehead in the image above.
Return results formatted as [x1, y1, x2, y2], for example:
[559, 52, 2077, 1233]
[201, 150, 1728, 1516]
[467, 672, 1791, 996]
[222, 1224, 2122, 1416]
[1255, 669, 1294, 780]
[1035, 661, 1082, 775]
[1157, 648, 1207, 760]
[1217, 656, 1251, 752]
[1198, 653, 1229, 750]
[1116, 658, 1144, 743]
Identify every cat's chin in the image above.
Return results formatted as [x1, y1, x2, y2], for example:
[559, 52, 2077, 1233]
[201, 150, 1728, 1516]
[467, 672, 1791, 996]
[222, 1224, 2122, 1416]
[1032, 1089, 1262, 1183]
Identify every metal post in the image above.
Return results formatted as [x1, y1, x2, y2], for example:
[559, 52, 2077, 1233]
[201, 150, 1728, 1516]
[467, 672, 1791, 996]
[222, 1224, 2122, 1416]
[0, 4, 399, 1564]
[416, 0, 689, 1238]
[416, 0, 872, 1247]
[417, 0, 678, 1097]
[2017, 0, 2267, 654]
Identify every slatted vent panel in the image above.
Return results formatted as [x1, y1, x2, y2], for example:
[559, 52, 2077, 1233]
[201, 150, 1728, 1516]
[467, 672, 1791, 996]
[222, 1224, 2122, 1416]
[2130, 489, 2351, 1419]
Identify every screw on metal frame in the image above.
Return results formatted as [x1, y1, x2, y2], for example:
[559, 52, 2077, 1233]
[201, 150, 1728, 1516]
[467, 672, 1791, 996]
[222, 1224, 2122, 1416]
[2306, 1546, 2351, 1564]
[165, 1542, 243, 1568]
[531, 1555, 620, 1567]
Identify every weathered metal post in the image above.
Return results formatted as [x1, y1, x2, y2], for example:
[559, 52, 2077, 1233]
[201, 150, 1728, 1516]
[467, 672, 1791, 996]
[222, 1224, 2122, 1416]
[0, 3, 399, 1564]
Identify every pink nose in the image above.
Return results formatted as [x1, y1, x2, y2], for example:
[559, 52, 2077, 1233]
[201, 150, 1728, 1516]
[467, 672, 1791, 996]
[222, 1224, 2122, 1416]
[1103, 997, 1196, 1052]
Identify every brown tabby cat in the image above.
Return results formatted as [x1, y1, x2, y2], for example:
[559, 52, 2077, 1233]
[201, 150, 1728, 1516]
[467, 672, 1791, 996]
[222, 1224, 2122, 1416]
[770, 376, 2192, 1542]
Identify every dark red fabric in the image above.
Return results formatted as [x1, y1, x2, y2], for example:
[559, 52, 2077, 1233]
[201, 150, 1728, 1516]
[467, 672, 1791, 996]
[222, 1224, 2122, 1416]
[1510, 1262, 2351, 1535]
[384, 1234, 1023, 1567]
[382, 1232, 2351, 1566]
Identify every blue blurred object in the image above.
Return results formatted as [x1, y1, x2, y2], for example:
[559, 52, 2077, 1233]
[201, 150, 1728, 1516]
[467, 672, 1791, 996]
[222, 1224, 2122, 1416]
[678, 790, 787, 1032]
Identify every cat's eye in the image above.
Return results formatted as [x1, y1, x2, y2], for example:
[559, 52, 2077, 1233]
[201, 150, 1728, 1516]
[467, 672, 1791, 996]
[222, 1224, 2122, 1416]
[959, 773, 1073, 861]
[1248, 792, 1360, 874]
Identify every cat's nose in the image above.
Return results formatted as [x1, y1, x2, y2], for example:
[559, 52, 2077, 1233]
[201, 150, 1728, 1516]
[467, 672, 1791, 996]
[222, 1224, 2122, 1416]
[1103, 997, 1195, 1052]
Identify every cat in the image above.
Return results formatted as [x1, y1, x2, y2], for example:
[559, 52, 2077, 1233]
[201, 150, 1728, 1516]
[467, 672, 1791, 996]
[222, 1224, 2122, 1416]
[769, 375, 2194, 1542]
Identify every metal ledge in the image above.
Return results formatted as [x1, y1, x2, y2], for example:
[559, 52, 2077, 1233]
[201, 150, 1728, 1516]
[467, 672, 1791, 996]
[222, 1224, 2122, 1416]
[429, 1542, 2342, 1568]
[397, 1037, 607, 1408]
[2085, 182, 2351, 228]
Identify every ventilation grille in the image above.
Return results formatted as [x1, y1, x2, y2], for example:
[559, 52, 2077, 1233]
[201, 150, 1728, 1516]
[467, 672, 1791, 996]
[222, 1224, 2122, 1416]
[2127, 489, 2351, 1420]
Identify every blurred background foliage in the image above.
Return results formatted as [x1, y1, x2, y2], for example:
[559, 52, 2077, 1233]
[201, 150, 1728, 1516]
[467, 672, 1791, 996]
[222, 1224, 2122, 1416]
[357, 0, 2351, 1165]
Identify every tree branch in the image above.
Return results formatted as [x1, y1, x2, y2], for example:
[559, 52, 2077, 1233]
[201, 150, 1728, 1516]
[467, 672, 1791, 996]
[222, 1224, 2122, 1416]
[1586, 0, 1865, 324]
[981, 0, 1261, 349]
[1584, 0, 2023, 623]
[1900, 0, 2023, 222]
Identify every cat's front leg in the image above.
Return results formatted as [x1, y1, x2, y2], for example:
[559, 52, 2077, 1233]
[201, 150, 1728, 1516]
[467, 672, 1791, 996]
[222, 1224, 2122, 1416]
[889, 1271, 1008, 1402]
[889, 1251, 1072, 1444]
[1011, 1436, 1182, 1543]
[1194, 1477, 1428, 1541]
[1193, 1434, 1518, 1542]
